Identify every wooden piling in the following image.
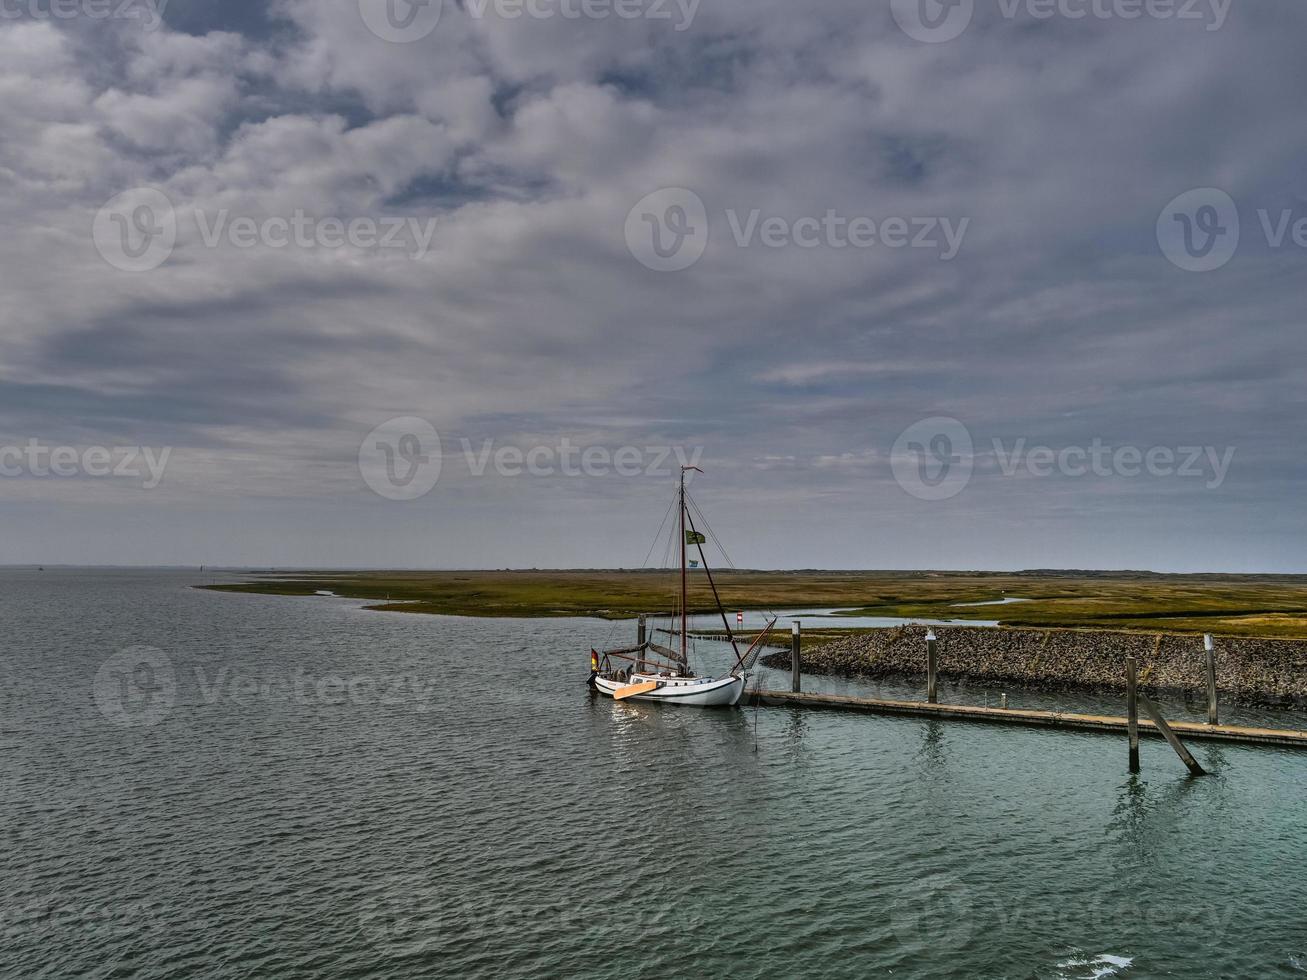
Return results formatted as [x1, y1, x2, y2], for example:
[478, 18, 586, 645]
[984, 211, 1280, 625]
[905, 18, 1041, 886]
[1127, 656, 1140, 774]
[1138, 693, 1208, 777]
[790, 621, 801, 694]
[926, 629, 938, 704]
[1205, 634, 1219, 726]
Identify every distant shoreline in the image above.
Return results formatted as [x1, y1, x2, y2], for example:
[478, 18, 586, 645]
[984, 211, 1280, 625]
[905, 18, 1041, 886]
[198, 568, 1307, 639]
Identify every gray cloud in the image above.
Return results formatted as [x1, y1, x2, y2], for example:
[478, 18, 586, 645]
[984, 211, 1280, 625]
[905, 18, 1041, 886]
[0, 1, 1304, 569]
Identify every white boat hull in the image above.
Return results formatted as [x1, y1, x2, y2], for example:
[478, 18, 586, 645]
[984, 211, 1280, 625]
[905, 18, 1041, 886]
[593, 672, 745, 707]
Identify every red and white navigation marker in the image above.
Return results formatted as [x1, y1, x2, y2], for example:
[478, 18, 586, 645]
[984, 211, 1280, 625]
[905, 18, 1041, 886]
[736, 612, 744, 625]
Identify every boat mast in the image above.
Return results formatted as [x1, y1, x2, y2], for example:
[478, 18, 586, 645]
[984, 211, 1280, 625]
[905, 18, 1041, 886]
[679, 467, 688, 669]
[684, 508, 741, 663]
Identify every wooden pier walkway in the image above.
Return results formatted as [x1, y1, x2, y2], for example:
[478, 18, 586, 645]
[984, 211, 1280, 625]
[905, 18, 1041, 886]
[746, 690, 1307, 750]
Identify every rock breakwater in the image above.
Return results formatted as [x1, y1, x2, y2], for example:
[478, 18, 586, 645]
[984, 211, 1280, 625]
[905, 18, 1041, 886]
[761, 625, 1307, 706]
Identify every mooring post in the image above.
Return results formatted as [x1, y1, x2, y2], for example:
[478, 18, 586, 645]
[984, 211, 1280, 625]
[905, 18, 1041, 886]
[1205, 634, 1218, 726]
[636, 614, 647, 672]
[1127, 656, 1140, 774]
[1138, 693, 1208, 777]
[791, 620, 801, 693]
[926, 629, 938, 704]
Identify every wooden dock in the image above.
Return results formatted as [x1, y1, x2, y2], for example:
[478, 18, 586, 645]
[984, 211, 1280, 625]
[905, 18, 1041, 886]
[745, 690, 1307, 750]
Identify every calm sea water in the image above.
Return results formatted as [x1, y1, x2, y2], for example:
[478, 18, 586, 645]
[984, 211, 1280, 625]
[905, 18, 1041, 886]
[3, 569, 1307, 978]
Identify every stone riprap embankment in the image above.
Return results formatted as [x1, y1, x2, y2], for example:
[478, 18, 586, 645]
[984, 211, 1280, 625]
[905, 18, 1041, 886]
[761, 625, 1307, 706]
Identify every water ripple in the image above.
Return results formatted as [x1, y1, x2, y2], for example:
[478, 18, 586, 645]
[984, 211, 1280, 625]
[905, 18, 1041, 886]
[2, 569, 1306, 978]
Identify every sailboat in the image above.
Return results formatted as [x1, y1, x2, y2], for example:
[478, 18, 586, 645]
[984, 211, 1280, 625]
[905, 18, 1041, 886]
[588, 467, 777, 707]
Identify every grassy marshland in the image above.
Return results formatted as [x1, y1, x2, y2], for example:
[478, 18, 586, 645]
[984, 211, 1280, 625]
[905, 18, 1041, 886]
[201, 569, 1307, 639]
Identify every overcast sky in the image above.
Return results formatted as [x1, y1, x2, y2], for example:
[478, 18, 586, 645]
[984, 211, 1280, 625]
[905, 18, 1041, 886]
[0, 0, 1303, 571]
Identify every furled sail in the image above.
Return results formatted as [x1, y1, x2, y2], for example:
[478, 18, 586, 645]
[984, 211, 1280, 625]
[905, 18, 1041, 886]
[649, 641, 683, 662]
